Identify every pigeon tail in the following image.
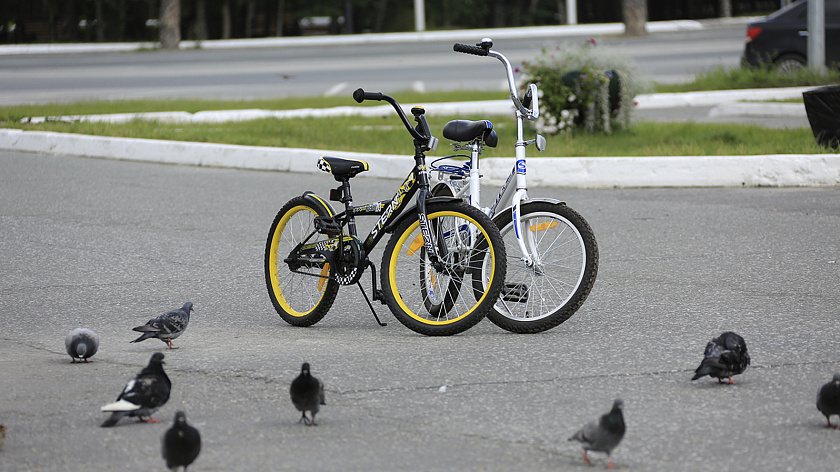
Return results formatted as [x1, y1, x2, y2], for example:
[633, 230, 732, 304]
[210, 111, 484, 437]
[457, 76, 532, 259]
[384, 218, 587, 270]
[101, 413, 123, 428]
[130, 331, 158, 343]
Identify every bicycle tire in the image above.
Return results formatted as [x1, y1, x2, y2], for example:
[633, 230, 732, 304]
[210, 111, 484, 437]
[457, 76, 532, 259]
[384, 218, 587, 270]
[481, 201, 598, 333]
[264, 196, 340, 326]
[380, 201, 506, 336]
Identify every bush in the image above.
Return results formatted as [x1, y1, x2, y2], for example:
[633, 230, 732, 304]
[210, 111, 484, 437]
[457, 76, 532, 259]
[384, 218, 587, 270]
[518, 39, 641, 135]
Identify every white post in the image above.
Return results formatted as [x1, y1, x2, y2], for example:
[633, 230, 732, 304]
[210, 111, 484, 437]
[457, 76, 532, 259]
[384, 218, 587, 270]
[566, 0, 577, 25]
[414, 0, 426, 31]
[808, 0, 826, 72]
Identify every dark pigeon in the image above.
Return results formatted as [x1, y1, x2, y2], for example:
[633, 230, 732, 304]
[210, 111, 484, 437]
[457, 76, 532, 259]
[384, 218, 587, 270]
[162, 411, 201, 472]
[65, 327, 99, 363]
[691, 331, 751, 384]
[817, 373, 840, 429]
[569, 399, 626, 469]
[101, 352, 171, 427]
[131, 302, 193, 349]
[290, 362, 326, 426]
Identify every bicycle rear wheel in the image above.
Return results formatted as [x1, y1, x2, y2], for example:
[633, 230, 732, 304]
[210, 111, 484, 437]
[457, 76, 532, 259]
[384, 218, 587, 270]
[482, 201, 598, 333]
[381, 201, 506, 336]
[264, 196, 339, 326]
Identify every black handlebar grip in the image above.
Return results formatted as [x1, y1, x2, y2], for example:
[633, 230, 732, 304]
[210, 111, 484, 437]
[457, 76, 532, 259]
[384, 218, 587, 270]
[453, 43, 488, 56]
[353, 88, 384, 103]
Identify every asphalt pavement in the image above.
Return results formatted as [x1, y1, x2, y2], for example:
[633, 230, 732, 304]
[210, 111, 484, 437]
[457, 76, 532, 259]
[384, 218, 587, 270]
[1, 150, 839, 471]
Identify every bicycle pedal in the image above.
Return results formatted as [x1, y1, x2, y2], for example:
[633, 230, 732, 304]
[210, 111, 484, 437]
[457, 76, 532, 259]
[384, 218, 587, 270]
[501, 282, 529, 303]
[314, 216, 342, 234]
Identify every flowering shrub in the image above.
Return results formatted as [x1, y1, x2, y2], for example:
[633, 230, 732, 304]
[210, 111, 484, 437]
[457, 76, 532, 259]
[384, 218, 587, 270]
[518, 39, 640, 135]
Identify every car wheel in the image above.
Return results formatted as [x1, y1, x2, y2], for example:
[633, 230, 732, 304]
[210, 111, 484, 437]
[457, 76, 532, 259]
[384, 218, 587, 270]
[774, 54, 806, 73]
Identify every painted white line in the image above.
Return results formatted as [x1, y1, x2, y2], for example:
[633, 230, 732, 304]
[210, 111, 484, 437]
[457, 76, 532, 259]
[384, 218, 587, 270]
[412, 81, 426, 93]
[323, 82, 348, 97]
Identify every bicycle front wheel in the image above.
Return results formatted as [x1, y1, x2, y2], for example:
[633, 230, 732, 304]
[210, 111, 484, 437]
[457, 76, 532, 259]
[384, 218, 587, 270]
[264, 196, 340, 327]
[381, 202, 506, 336]
[484, 201, 598, 333]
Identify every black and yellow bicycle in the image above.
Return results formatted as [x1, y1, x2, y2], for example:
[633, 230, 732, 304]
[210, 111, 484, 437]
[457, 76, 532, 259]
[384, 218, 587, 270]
[264, 89, 506, 336]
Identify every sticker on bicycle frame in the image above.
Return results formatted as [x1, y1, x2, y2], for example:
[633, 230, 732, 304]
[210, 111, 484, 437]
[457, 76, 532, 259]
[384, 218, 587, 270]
[516, 159, 526, 175]
[370, 171, 416, 240]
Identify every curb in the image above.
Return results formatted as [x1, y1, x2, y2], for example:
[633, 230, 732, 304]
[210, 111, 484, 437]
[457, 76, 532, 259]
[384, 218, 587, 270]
[2, 128, 838, 188]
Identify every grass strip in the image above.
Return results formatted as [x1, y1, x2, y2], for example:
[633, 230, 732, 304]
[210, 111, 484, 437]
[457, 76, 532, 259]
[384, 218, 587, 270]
[4, 114, 828, 157]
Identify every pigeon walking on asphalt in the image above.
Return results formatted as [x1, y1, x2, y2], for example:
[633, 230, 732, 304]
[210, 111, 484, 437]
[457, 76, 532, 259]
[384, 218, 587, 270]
[162, 411, 201, 472]
[569, 399, 626, 469]
[817, 373, 840, 429]
[691, 331, 751, 384]
[290, 362, 326, 426]
[65, 327, 99, 363]
[101, 352, 171, 427]
[131, 302, 193, 349]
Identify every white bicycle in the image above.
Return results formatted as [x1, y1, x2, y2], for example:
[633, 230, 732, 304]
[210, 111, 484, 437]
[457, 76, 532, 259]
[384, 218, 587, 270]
[430, 38, 599, 333]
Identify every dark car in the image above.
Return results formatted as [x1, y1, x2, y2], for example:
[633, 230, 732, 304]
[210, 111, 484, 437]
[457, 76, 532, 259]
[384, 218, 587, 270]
[742, 0, 840, 71]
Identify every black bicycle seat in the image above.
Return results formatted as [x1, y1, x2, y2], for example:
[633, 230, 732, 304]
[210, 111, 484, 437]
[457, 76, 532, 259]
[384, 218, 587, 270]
[318, 156, 370, 179]
[442, 120, 497, 147]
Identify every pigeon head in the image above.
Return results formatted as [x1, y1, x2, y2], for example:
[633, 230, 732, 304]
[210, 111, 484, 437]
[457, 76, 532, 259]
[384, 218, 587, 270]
[174, 411, 187, 425]
[612, 399, 623, 411]
[183, 302, 194, 314]
[301, 363, 311, 376]
[150, 352, 166, 365]
[76, 343, 88, 357]
[833, 373, 840, 385]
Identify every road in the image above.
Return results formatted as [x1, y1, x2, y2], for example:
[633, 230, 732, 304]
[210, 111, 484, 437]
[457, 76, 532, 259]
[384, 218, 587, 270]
[0, 23, 746, 105]
[1, 150, 839, 471]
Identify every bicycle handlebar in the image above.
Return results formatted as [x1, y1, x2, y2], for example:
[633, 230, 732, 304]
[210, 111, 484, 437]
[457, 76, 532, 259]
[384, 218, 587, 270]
[453, 39, 539, 121]
[353, 88, 433, 146]
[453, 43, 488, 56]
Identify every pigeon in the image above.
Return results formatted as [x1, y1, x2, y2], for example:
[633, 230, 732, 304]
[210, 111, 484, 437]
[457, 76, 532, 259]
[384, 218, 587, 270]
[131, 302, 193, 349]
[65, 327, 99, 363]
[691, 331, 751, 384]
[162, 411, 201, 472]
[816, 373, 840, 429]
[101, 352, 171, 427]
[569, 399, 626, 469]
[290, 362, 326, 426]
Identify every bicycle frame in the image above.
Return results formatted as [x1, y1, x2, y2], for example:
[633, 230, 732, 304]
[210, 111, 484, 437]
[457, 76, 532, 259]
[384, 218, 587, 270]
[445, 39, 547, 267]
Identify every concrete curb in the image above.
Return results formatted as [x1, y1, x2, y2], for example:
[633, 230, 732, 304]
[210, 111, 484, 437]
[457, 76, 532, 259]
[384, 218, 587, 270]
[20, 88, 816, 125]
[2, 128, 838, 188]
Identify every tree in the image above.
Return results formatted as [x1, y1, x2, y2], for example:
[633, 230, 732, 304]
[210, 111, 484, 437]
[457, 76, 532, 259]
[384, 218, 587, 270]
[622, 0, 646, 36]
[160, 0, 181, 48]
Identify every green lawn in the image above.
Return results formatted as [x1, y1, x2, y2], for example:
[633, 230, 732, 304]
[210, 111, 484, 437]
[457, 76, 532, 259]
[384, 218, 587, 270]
[2, 66, 837, 157]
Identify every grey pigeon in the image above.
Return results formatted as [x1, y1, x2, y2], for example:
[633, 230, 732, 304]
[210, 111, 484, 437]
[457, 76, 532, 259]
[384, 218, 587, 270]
[131, 302, 193, 349]
[817, 373, 840, 429]
[691, 331, 751, 384]
[101, 352, 171, 427]
[162, 411, 201, 472]
[290, 362, 326, 426]
[65, 327, 99, 363]
[569, 399, 625, 469]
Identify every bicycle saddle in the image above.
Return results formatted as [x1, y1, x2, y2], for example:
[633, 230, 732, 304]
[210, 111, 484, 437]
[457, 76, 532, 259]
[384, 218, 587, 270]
[442, 120, 498, 147]
[318, 156, 370, 179]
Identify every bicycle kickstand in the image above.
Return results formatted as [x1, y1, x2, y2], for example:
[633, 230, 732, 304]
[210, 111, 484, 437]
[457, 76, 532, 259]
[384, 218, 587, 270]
[357, 260, 387, 327]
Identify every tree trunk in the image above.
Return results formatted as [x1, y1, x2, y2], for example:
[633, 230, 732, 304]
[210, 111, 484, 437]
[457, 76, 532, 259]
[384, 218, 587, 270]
[95, 0, 105, 42]
[245, 0, 255, 38]
[195, 0, 208, 40]
[622, 0, 647, 37]
[159, 0, 181, 48]
[276, 0, 285, 36]
[719, 0, 732, 18]
[222, 1, 232, 40]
